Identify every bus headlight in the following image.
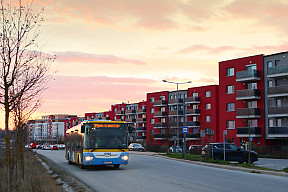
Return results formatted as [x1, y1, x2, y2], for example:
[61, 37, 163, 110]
[85, 156, 93, 161]
[121, 155, 129, 161]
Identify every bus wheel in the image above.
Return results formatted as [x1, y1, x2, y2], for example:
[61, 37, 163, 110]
[114, 164, 120, 169]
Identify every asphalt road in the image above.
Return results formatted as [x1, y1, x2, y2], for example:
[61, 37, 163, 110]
[36, 150, 288, 192]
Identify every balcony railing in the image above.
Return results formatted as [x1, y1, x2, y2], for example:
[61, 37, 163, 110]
[185, 109, 200, 116]
[125, 109, 136, 114]
[168, 122, 184, 128]
[236, 108, 261, 118]
[168, 98, 183, 105]
[268, 106, 288, 117]
[136, 118, 146, 123]
[115, 110, 125, 115]
[268, 85, 288, 97]
[186, 121, 200, 127]
[236, 127, 262, 137]
[136, 108, 146, 114]
[268, 127, 288, 138]
[168, 110, 184, 116]
[154, 134, 167, 140]
[267, 64, 288, 78]
[136, 136, 147, 140]
[185, 97, 200, 104]
[154, 123, 167, 128]
[154, 100, 167, 106]
[125, 118, 136, 123]
[154, 111, 167, 117]
[186, 134, 201, 140]
[236, 70, 261, 82]
[236, 89, 261, 100]
[136, 127, 146, 131]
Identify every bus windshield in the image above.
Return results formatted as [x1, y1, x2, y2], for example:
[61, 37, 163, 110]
[84, 123, 127, 149]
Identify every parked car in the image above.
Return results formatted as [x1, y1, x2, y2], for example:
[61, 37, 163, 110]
[58, 144, 65, 149]
[51, 145, 58, 150]
[36, 145, 42, 149]
[169, 146, 183, 153]
[128, 143, 145, 151]
[42, 145, 51, 150]
[201, 143, 259, 164]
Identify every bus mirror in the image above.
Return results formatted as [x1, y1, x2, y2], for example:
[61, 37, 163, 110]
[81, 125, 85, 133]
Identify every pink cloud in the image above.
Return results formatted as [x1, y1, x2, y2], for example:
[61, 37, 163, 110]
[176, 44, 235, 54]
[56, 51, 145, 65]
[40, 75, 161, 114]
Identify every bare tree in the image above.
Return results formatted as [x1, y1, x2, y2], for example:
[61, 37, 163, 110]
[0, 1, 55, 191]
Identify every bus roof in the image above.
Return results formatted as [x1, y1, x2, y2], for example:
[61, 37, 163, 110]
[83, 120, 126, 124]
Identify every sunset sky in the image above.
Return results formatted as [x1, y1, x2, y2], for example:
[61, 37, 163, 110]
[1, 0, 288, 128]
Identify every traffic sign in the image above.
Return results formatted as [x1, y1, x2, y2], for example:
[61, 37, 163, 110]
[182, 127, 189, 133]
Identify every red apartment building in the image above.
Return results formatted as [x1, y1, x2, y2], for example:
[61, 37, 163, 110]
[219, 54, 265, 146]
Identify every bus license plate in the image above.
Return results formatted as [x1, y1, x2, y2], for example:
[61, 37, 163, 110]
[103, 161, 112, 165]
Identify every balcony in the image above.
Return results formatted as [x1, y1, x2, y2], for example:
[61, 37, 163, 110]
[154, 111, 167, 117]
[115, 110, 125, 115]
[185, 109, 200, 116]
[168, 110, 184, 116]
[154, 134, 167, 140]
[268, 106, 288, 117]
[236, 70, 261, 82]
[236, 89, 261, 100]
[267, 64, 288, 78]
[136, 136, 147, 140]
[154, 100, 167, 107]
[125, 118, 136, 123]
[125, 109, 136, 115]
[136, 117, 147, 123]
[236, 127, 262, 137]
[136, 108, 146, 114]
[168, 122, 184, 128]
[236, 108, 261, 118]
[186, 121, 200, 128]
[116, 118, 125, 121]
[186, 134, 201, 140]
[154, 123, 167, 128]
[168, 98, 183, 105]
[185, 97, 200, 104]
[136, 127, 146, 131]
[268, 85, 288, 98]
[268, 127, 288, 138]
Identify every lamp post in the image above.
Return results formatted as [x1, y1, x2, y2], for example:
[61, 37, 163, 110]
[162, 80, 192, 153]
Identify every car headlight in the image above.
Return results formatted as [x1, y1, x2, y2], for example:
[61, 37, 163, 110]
[121, 155, 129, 161]
[85, 156, 93, 161]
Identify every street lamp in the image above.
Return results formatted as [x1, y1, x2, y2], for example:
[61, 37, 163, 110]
[162, 80, 192, 152]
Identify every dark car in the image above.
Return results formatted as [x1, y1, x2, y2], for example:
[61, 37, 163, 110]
[128, 143, 145, 151]
[201, 143, 258, 164]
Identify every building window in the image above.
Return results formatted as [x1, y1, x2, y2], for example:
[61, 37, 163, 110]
[226, 103, 235, 112]
[268, 80, 273, 87]
[226, 68, 234, 77]
[267, 61, 273, 68]
[227, 120, 235, 129]
[150, 97, 154, 103]
[160, 96, 165, 100]
[226, 85, 234, 94]
[275, 60, 280, 66]
[151, 108, 155, 113]
[205, 103, 211, 110]
[192, 92, 198, 97]
[205, 116, 211, 122]
[205, 91, 211, 97]
[150, 119, 154, 124]
[247, 82, 257, 89]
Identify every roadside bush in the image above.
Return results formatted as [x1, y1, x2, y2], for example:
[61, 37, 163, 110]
[0, 148, 60, 192]
[146, 145, 168, 153]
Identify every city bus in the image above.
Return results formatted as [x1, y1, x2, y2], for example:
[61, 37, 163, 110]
[65, 120, 129, 169]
